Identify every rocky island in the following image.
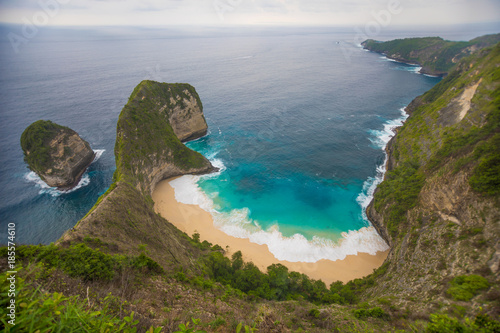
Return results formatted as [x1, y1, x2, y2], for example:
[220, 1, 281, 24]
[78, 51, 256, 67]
[20, 120, 95, 189]
[3, 39, 500, 332]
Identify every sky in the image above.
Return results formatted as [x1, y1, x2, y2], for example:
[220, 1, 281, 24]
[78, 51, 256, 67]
[0, 0, 499, 27]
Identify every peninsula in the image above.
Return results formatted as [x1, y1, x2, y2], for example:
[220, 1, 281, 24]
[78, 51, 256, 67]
[362, 33, 500, 76]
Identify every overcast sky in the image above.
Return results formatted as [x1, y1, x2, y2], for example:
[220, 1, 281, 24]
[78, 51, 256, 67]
[0, 0, 499, 27]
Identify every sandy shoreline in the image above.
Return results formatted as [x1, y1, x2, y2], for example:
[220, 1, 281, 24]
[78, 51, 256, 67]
[153, 178, 388, 285]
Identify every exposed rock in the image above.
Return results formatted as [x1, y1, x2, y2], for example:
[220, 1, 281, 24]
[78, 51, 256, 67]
[21, 120, 95, 189]
[167, 90, 208, 142]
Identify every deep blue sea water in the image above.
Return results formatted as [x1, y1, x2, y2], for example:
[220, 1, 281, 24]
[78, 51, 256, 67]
[0, 25, 494, 259]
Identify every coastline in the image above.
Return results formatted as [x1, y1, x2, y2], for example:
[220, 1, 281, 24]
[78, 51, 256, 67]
[153, 179, 388, 285]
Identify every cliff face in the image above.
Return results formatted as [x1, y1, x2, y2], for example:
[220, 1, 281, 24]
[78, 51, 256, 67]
[21, 120, 95, 189]
[59, 81, 216, 270]
[115, 81, 215, 195]
[362, 34, 500, 76]
[366, 44, 500, 315]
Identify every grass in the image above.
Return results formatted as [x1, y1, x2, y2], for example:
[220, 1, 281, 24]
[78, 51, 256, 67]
[20, 120, 72, 173]
[114, 80, 211, 193]
[0, 268, 159, 332]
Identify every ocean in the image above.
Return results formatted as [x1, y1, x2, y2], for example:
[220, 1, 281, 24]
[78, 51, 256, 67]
[0, 25, 493, 259]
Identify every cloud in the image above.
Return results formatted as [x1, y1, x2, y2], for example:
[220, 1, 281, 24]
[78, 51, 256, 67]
[0, 0, 499, 26]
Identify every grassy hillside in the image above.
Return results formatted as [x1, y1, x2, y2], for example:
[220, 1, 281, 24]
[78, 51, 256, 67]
[362, 33, 500, 76]
[367, 43, 500, 323]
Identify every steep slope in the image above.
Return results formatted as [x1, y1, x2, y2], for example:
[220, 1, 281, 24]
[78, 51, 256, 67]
[366, 43, 500, 317]
[20, 120, 95, 189]
[362, 34, 500, 76]
[59, 80, 216, 271]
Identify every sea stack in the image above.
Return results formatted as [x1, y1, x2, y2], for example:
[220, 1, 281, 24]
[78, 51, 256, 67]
[21, 120, 95, 189]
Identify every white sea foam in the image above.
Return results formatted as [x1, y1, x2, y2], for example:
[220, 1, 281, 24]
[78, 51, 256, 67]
[356, 107, 409, 222]
[93, 149, 105, 162]
[25, 172, 91, 197]
[25, 149, 105, 196]
[380, 56, 422, 74]
[170, 158, 390, 263]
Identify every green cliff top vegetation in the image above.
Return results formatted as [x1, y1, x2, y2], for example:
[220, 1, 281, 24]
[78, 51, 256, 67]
[363, 33, 500, 75]
[20, 120, 72, 173]
[374, 43, 500, 239]
[115, 80, 211, 192]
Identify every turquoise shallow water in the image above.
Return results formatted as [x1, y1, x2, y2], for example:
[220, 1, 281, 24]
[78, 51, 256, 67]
[0, 26, 454, 252]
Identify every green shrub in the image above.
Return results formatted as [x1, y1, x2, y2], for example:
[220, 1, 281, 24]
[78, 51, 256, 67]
[373, 160, 424, 238]
[131, 253, 164, 274]
[447, 275, 490, 301]
[353, 307, 387, 320]
[3, 244, 163, 282]
[36, 243, 118, 281]
[0, 271, 152, 332]
[426, 313, 500, 333]
[308, 308, 320, 318]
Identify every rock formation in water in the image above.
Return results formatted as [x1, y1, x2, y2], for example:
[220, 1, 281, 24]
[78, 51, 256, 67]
[21, 120, 95, 189]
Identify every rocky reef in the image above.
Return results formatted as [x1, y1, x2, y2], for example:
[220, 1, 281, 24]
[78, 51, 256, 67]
[20, 120, 95, 189]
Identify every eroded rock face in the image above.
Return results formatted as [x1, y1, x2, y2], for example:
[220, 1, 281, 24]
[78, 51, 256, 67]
[167, 90, 208, 142]
[115, 81, 216, 195]
[21, 120, 95, 189]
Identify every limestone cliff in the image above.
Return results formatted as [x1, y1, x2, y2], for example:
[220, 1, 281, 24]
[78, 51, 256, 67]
[366, 44, 500, 316]
[59, 81, 216, 271]
[21, 120, 95, 189]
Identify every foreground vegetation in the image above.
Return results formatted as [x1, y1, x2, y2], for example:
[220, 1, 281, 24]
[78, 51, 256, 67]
[2, 240, 499, 332]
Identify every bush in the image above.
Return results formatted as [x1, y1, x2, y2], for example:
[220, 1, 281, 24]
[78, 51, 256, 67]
[426, 313, 500, 333]
[0, 271, 150, 332]
[447, 275, 490, 301]
[131, 253, 164, 274]
[373, 160, 424, 238]
[2, 244, 163, 282]
[353, 307, 387, 320]
[308, 308, 320, 318]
